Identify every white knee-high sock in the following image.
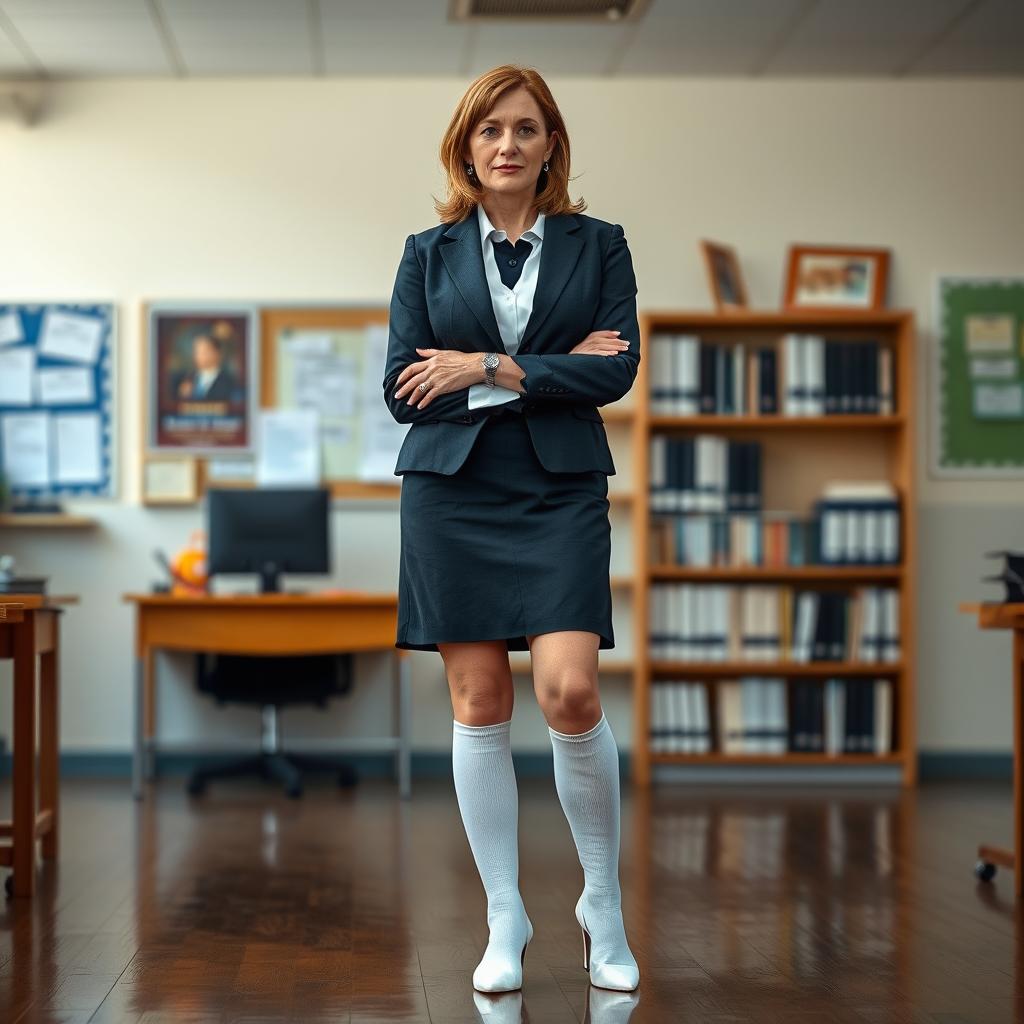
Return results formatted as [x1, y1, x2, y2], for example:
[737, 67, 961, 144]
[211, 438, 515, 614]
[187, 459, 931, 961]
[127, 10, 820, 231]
[452, 718, 532, 990]
[548, 711, 636, 970]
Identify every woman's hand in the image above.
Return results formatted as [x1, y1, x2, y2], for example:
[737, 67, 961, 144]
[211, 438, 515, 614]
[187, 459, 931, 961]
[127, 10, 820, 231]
[569, 330, 631, 355]
[393, 347, 483, 410]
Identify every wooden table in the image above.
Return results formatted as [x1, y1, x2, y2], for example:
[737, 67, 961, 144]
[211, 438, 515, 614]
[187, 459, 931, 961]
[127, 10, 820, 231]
[960, 601, 1024, 896]
[123, 593, 412, 800]
[0, 594, 75, 898]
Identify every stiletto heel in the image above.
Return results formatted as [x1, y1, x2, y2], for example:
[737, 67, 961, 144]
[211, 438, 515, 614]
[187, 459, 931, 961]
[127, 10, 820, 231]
[574, 894, 640, 992]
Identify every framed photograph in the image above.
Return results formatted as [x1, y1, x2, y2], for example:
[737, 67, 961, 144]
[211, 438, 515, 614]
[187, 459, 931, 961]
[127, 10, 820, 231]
[146, 303, 258, 454]
[930, 274, 1024, 478]
[783, 244, 890, 312]
[700, 240, 748, 311]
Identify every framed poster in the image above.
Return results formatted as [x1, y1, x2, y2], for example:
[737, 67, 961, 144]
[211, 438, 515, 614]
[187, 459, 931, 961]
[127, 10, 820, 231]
[932, 275, 1024, 477]
[146, 303, 258, 454]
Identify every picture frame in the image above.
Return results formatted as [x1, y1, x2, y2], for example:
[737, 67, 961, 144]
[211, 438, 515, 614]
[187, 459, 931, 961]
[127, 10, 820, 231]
[700, 239, 748, 311]
[145, 302, 259, 455]
[782, 244, 890, 312]
[142, 455, 198, 505]
[930, 274, 1024, 478]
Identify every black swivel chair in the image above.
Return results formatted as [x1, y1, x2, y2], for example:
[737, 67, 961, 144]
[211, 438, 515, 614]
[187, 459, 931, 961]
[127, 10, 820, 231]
[186, 652, 359, 799]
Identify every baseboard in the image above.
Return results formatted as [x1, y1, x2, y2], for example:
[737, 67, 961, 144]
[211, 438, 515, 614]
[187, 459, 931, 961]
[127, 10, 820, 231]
[0, 748, 1010, 783]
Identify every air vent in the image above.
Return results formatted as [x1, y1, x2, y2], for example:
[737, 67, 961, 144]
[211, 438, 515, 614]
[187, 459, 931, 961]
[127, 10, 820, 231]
[451, 0, 650, 22]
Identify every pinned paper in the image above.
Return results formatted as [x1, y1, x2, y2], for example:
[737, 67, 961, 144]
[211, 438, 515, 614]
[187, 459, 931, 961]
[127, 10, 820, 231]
[0, 347, 35, 405]
[54, 412, 103, 484]
[39, 309, 104, 364]
[256, 408, 320, 486]
[1, 412, 50, 487]
[965, 314, 1014, 354]
[0, 310, 23, 347]
[37, 366, 96, 405]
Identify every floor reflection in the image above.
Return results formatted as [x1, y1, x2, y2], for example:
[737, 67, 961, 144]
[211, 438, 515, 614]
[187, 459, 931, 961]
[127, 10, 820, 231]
[473, 985, 641, 1023]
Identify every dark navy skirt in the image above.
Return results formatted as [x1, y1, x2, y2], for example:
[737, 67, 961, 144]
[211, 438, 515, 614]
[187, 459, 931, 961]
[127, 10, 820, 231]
[396, 408, 614, 652]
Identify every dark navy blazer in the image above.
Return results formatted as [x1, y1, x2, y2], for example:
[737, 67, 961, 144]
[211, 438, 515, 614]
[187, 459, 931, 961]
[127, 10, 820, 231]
[382, 209, 640, 476]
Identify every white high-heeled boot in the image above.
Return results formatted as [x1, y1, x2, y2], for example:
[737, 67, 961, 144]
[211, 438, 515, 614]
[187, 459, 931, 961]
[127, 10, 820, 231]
[549, 713, 640, 992]
[451, 718, 533, 992]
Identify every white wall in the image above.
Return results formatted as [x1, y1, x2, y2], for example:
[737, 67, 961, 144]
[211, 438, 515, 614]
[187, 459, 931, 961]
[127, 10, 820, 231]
[1, 76, 1022, 758]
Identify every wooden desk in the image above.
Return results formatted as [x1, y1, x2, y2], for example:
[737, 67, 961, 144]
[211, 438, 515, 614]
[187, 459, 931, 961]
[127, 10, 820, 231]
[960, 601, 1024, 896]
[0, 594, 75, 897]
[123, 593, 412, 800]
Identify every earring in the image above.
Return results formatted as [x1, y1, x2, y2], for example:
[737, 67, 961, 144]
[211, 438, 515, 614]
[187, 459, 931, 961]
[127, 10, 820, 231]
[543, 161, 549, 172]
[467, 163, 475, 177]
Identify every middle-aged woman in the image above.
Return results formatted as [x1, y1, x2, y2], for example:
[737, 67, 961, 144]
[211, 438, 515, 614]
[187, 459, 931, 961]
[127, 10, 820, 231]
[382, 65, 641, 995]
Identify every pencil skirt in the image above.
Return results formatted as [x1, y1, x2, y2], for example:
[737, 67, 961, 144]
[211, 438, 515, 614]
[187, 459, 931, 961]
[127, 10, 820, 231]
[395, 408, 614, 652]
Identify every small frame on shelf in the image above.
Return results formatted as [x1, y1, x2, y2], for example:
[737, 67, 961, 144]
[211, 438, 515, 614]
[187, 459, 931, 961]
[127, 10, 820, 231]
[700, 239, 749, 312]
[782, 244, 890, 312]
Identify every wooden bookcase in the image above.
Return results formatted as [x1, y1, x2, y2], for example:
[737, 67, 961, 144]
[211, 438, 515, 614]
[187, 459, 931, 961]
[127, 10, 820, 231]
[630, 310, 917, 787]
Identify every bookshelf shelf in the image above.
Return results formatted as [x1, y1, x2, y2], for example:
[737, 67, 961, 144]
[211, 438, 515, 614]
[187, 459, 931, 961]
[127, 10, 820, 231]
[649, 661, 904, 677]
[649, 565, 904, 582]
[0, 514, 98, 529]
[649, 752, 903, 766]
[650, 414, 904, 431]
[631, 308, 917, 787]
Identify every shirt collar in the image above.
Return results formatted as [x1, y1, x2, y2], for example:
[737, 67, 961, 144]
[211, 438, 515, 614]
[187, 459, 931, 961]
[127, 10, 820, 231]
[477, 203, 545, 250]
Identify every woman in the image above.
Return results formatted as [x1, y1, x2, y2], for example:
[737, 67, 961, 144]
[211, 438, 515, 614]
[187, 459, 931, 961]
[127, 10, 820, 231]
[383, 65, 641, 995]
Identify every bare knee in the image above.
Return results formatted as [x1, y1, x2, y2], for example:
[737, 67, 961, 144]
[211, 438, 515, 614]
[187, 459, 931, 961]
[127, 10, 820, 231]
[536, 671, 601, 733]
[440, 642, 514, 724]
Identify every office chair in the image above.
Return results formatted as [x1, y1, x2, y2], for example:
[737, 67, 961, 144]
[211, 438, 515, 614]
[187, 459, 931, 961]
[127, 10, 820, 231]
[187, 652, 359, 799]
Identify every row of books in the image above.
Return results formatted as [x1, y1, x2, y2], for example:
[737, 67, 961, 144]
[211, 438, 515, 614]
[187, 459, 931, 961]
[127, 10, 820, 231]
[648, 585, 901, 662]
[650, 482, 901, 567]
[649, 435, 762, 513]
[649, 333, 895, 417]
[649, 678, 894, 756]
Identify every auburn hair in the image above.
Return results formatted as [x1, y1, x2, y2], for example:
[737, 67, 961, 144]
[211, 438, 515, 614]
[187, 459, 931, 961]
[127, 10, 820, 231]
[433, 64, 587, 225]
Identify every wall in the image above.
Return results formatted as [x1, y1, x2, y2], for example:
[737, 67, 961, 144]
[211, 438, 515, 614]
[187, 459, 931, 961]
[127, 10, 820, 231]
[1, 76, 1022, 759]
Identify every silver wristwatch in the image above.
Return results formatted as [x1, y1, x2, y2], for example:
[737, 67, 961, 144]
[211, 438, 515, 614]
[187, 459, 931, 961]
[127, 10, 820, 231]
[481, 352, 500, 388]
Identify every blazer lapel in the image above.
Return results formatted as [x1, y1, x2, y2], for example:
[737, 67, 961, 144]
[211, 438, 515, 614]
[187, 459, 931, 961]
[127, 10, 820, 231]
[440, 208, 584, 354]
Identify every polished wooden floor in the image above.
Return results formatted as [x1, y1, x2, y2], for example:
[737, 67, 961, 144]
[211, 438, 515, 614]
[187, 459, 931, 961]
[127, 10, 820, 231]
[0, 774, 1021, 1023]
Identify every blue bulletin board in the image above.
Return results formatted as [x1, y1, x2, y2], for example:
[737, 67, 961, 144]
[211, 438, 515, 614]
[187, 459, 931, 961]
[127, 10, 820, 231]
[0, 302, 116, 500]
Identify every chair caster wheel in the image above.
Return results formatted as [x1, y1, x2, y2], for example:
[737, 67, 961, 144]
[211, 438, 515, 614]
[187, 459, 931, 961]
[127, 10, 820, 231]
[975, 860, 997, 882]
[186, 777, 206, 797]
[286, 783, 303, 799]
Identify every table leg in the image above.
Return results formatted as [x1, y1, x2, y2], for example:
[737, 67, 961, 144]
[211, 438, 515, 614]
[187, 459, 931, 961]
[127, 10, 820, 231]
[144, 648, 156, 780]
[395, 651, 411, 800]
[12, 616, 36, 897]
[133, 653, 145, 800]
[1015, 630, 1023, 899]
[39, 613, 59, 861]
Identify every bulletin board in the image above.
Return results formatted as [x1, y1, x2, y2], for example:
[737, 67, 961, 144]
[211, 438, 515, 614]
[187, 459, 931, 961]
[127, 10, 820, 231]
[141, 304, 404, 504]
[932, 276, 1024, 477]
[0, 302, 116, 500]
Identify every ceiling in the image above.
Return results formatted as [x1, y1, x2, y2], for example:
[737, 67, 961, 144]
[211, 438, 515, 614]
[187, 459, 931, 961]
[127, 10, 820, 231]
[0, 0, 1020, 80]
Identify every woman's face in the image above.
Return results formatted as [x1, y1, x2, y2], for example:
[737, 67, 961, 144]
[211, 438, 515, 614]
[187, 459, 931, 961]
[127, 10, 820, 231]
[464, 87, 556, 199]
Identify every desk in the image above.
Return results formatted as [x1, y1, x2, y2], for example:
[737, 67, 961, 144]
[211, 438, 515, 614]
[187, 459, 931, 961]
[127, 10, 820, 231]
[960, 601, 1024, 896]
[0, 594, 74, 897]
[123, 593, 412, 800]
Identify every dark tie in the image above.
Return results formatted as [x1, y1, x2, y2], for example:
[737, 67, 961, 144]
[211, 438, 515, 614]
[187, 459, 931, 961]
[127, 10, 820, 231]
[490, 236, 534, 290]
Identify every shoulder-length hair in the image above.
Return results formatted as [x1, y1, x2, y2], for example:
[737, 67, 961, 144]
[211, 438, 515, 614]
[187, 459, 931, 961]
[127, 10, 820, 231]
[433, 64, 587, 225]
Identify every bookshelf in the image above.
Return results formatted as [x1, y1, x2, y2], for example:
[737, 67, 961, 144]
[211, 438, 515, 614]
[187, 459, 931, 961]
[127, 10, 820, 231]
[631, 310, 917, 787]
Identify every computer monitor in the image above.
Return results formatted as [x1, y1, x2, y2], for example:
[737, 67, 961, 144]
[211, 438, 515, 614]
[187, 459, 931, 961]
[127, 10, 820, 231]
[207, 487, 330, 593]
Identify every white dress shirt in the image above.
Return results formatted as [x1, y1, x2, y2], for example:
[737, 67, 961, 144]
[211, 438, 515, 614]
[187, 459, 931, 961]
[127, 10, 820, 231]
[467, 203, 546, 411]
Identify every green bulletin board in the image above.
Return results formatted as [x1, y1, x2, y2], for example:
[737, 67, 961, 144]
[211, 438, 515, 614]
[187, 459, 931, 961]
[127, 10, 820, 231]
[935, 276, 1024, 476]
